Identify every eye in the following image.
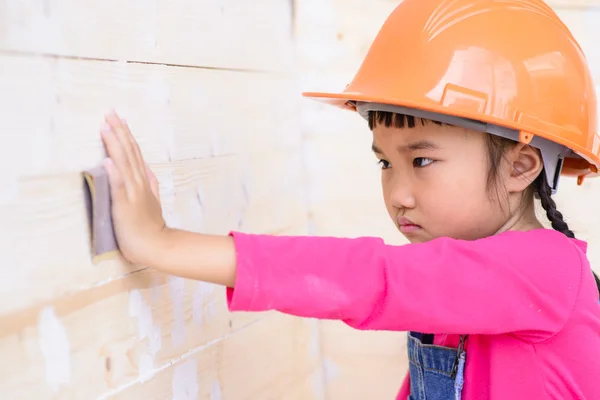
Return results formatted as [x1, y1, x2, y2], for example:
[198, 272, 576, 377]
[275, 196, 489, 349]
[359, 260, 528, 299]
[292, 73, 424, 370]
[413, 157, 434, 168]
[377, 159, 391, 169]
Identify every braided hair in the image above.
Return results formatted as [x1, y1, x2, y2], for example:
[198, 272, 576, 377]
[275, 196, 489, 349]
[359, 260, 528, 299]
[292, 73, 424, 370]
[534, 171, 600, 297]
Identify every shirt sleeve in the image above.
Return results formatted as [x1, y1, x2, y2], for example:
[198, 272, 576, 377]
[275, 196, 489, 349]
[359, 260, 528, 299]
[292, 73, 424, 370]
[226, 228, 584, 342]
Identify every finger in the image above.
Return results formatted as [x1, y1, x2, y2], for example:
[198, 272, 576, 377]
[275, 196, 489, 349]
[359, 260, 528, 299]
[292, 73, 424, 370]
[146, 167, 161, 204]
[103, 157, 128, 201]
[121, 118, 146, 173]
[118, 118, 147, 187]
[100, 124, 136, 189]
[105, 111, 144, 184]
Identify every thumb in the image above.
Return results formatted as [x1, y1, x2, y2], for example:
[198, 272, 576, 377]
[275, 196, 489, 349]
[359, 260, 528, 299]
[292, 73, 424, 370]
[145, 164, 160, 203]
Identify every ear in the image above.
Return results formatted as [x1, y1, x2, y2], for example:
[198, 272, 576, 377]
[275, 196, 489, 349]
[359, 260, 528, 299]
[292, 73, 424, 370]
[504, 143, 543, 193]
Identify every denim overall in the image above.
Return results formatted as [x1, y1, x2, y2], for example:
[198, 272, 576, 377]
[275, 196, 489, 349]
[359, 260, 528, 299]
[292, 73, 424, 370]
[407, 332, 467, 400]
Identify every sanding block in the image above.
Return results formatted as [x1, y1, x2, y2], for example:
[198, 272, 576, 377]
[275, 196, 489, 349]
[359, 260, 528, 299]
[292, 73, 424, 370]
[82, 165, 120, 263]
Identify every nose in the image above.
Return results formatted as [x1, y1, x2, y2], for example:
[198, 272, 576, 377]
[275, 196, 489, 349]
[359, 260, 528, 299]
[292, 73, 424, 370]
[388, 174, 416, 210]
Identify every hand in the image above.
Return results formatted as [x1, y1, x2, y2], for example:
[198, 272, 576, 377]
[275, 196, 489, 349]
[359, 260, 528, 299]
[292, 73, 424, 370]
[100, 110, 168, 265]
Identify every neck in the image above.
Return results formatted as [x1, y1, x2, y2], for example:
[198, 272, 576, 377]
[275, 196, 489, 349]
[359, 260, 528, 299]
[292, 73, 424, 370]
[494, 197, 544, 235]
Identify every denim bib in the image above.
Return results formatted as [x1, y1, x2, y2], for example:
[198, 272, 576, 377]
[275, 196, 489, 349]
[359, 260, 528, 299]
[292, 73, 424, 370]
[407, 332, 467, 400]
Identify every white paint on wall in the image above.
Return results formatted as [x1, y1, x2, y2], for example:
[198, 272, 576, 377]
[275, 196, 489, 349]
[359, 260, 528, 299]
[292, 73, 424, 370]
[169, 275, 186, 348]
[322, 357, 340, 382]
[192, 284, 204, 326]
[307, 219, 317, 235]
[184, 189, 204, 233]
[129, 289, 162, 379]
[138, 353, 155, 382]
[0, 171, 18, 204]
[311, 365, 326, 400]
[145, 71, 175, 161]
[161, 171, 181, 228]
[145, 69, 171, 104]
[295, 0, 338, 66]
[150, 273, 162, 303]
[195, 181, 206, 218]
[37, 306, 71, 392]
[308, 318, 326, 400]
[210, 379, 223, 400]
[129, 290, 149, 338]
[160, 120, 176, 162]
[172, 359, 199, 400]
[306, 319, 320, 358]
[583, 7, 600, 79]
[209, 128, 221, 156]
[236, 160, 252, 228]
[148, 320, 162, 357]
[3, 0, 68, 51]
[207, 299, 217, 319]
[192, 281, 216, 326]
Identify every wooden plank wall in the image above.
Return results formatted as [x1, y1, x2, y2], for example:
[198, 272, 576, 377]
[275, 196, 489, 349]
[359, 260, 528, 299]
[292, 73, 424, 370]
[1, 0, 600, 399]
[0, 1, 321, 399]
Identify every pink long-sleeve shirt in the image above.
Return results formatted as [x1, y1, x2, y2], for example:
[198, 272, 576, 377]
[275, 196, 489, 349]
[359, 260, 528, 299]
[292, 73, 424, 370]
[226, 228, 600, 399]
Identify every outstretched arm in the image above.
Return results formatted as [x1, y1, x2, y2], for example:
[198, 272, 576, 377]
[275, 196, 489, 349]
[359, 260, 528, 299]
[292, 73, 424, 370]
[223, 229, 584, 341]
[100, 110, 584, 341]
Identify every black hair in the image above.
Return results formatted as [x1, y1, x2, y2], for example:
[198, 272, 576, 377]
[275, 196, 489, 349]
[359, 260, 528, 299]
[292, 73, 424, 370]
[368, 110, 600, 297]
[533, 168, 600, 295]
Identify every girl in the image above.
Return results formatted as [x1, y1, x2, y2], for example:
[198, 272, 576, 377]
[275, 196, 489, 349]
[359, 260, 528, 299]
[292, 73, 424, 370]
[98, 0, 600, 399]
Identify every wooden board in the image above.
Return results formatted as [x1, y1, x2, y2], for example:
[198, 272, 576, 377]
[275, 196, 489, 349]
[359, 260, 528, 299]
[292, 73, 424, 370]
[0, 150, 308, 315]
[3, 0, 599, 399]
[0, 51, 308, 314]
[0, 0, 294, 71]
[0, 271, 319, 399]
[0, 53, 303, 178]
[106, 314, 321, 400]
[0, 148, 310, 398]
[319, 321, 408, 400]
[0, 49, 312, 398]
[294, 0, 398, 76]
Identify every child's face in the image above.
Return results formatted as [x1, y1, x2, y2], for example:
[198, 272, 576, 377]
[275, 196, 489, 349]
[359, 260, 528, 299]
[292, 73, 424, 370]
[372, 121, 509, 243]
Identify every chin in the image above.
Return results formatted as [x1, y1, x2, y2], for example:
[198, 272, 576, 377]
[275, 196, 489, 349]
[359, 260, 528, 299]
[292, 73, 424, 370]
[399, 229, 432, 244]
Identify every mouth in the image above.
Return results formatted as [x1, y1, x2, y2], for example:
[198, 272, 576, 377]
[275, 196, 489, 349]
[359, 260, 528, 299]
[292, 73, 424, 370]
[397, 216, 422, 234]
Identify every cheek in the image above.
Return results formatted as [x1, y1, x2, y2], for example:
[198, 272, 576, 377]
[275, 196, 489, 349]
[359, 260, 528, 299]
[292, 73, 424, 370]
[380, 172, 395, 213]
[419, 164, 491, 213]
[423, 171, 504, 234]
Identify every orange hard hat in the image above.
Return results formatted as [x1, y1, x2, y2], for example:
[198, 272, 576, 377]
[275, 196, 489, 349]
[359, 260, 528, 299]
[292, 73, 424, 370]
[303, 0, 600, 192]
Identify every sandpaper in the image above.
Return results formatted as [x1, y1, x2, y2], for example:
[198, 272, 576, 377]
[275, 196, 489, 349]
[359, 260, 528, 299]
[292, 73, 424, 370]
[82, 165, 120, 263]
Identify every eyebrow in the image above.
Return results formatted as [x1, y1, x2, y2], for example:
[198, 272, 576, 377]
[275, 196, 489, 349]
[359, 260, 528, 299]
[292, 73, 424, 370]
[371, 140, 441, 154]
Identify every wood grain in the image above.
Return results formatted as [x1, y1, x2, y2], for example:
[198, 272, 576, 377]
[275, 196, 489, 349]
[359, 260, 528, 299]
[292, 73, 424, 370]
[0, 48, 310, 398]
[3, 0, 600, 399]
[0, 3, 312, 396]
[294, 0, 398, 75]
[319, 321, 408, 400]
[0, 150, 308, 317]
[0, 53, 303, 178]
[106, 314, 321, 400]
[0, 147, 311, 398]
[0, 265, 287, 398]
[0, 0, 294, 71]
